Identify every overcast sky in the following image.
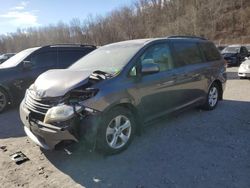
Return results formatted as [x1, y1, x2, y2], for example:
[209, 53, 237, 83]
[0, 0, 134, 34]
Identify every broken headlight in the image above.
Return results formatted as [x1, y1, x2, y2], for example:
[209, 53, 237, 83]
[44, 104, 83, 124]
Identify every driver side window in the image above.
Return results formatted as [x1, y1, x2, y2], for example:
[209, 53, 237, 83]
[129, 43, 174, 76]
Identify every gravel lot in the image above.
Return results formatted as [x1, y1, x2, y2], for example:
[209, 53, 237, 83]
[0, 67, 250, 188]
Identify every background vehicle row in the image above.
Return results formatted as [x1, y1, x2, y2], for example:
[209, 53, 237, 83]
[0, 44, 96, 112]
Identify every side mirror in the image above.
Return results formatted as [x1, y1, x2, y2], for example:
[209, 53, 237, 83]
[22, 61, 33, 70]
[141, 59, 160, 75]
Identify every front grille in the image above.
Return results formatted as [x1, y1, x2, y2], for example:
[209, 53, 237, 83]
[25, 90, 53, 116]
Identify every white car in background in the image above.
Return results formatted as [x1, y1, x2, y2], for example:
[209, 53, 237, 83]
[238, 57, 250, 78]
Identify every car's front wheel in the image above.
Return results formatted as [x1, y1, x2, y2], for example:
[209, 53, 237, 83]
[0, 88, 8, 113]
[96, 107, 136, 155]
[202, 83, 219, 110]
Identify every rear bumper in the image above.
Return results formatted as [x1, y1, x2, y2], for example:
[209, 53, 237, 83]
[20, 100, 100, 150]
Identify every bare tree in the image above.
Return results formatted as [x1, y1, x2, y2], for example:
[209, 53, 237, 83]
[0, 0, 250, 53]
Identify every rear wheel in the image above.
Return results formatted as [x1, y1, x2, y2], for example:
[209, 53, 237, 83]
[96, 107, 136, 155]
[202, 83, 219, 111]
[0, 88, 8, 113]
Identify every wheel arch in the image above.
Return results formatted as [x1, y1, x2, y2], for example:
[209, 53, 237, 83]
[103, 102, 142, 134]
[212, 79, 223, 100]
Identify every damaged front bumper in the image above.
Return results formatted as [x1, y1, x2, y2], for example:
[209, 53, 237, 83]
[19, 100, 101, 150]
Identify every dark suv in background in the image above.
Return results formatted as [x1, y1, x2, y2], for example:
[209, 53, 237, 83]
[0, 44, 96, 112]
[20, 36, 226, 154]
[221, 45, 249, 66]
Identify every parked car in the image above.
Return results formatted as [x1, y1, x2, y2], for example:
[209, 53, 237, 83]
[0, 44, 96, 112]
[238, 57, 250, 78]
[20, 36, 226, 154]
[221, 45, 249, 66]
[0, 53, 16, 64]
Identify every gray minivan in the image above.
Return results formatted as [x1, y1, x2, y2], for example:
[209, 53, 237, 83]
[20, 36, 227, 154]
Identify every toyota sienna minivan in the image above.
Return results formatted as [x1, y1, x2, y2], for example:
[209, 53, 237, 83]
[20, 36, 227, 154]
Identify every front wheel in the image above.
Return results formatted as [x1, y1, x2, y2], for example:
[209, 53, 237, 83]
[0, 88, 8, 113]
[202, 83, 219, 111]
[96, 107, 136, 155]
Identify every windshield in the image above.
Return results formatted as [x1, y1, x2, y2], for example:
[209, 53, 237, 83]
[222, 46, 240, 54]
[0, 47, 40, 68]
[69, 42, 142, 74]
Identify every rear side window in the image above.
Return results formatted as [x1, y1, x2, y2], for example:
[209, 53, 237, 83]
[30, 51, 57, 68]
[58, 50, 90, 68]
[200, 42, 221, 61]
[173, 42, 203, 65]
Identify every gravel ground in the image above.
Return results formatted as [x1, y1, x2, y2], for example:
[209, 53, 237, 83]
[0, 67, 250, 188]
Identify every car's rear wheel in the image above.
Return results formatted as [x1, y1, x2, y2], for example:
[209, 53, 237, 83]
[0, 88, 8, 113]
[96, 107, 136, 155]
[202, 83, 219, 110]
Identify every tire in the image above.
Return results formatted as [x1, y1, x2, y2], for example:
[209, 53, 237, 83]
[96, 107, 136, 155]
[0, 88, 8, 113]
[202, 83, 219, 111]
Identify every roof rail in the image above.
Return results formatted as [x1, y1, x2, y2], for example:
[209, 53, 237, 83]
[167, 35, 207, 40]
[43, 43, 96, 48]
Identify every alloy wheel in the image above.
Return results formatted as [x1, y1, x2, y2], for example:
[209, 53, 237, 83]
[106, 115, 132, 149]
[0, 90, 7, 112]
[208, 86, 218, 107]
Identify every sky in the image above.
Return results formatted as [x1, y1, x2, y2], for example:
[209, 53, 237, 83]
[0, 0, 134, 35]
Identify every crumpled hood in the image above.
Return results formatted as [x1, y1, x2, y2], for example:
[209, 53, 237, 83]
[33, 69, 92, 98]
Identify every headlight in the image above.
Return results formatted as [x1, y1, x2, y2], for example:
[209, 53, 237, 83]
[44, 104, 83, 124]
